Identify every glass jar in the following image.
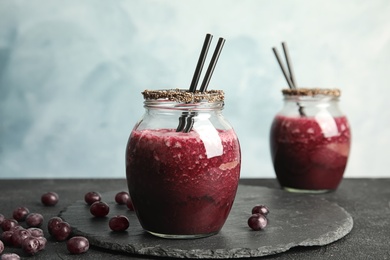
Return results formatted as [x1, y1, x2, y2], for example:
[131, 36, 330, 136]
[270, 88, 351, 193]
[125, 89, 241, 239]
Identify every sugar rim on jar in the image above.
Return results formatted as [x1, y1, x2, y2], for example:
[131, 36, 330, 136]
[142, 89, 225, 103]
[282, 88, 341, 97]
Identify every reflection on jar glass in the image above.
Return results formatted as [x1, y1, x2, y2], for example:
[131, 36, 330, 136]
[270, 88, 351, 193]
[126, 89, 241, 239]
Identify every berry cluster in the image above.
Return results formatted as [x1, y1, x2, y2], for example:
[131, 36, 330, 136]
[1, 213, 49, 258]
[0, 190, 135, 258]
[247, 205, 270, 231]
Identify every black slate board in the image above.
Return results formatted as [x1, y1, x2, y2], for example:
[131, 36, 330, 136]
[59, 185, 353, 258]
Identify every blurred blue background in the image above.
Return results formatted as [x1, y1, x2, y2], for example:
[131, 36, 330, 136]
[1, 0, 389, 178]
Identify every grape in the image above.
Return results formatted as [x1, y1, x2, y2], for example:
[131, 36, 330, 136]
[1, 253, 20, 260]
[1, 230, 14, 245]
[51, 221, 71, 241]
[26, 213, 44, 228]
[84, 191, 102, 205]
[252, 205, 269, 216]
[115, 191, 130, 205]
[12, 207, 30, 222]
[36, 236, 47, 251]
[67, 236, 89, 254]
[47, 217, 63, 235]
[109, 215, 130, 231]
[11, 228, 31, 247]
[41, 192, 59, 206]
[248, 213, 268, 231]
[126, 198, 134, 211]
[0, 240, 4, 254]
[1, 219, 18, 231]
[27, 227, 44, 237]
[21, 236, 40, 255]
[90, 201, 110, 217]
[10, 225, 24, 232]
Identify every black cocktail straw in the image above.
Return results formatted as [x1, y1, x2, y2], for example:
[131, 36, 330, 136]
[282, 42, 297, 88]
[272, 47, 294, 89]
[189, 34, 213, 93]
[272, 42, 305, 116]
[199, 37, 226, 92]
[177, 34, 214, 132]
[176, 112, 188, 132]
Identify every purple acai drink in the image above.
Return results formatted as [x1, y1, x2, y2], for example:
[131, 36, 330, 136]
[270, 115, 350, 191]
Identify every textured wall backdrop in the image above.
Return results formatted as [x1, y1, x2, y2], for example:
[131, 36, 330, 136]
[1, 0, 389, 178]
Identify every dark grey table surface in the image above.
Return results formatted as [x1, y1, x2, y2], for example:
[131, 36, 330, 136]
[0, 178, 389, 259]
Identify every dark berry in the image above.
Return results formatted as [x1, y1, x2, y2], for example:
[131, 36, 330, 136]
[248, 213, 268, 231]
[51, 221, 71, 241]
[1, 253, 21, 260]
[109, 215, 130, 231]
[115, 191, 130, 205]
[0, 214, 5, 224]
[11, 228, 31, 247]
[47, 217, 63, 235]
[0, 240, 4, 254]
[21, 236, 40, 255]
[26, 213, 44, 228]
[41, 192, 59, 206]
[36, 236, 47, 251]
[252, 205, 269, 216]
[12, 207, 30, 222]
[90, 201, 110, 217]
[27, 227, 44, 237]
[126, 198, 134, 211]
[10, 225, 24, 232]
[1, 218, 18, 231]
[1, 230, 14, 245]
[84, 191, 102, 205]
[67, 236, 89, 254]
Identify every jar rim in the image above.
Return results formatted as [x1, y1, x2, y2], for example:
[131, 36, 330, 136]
[282, 88, 341, 97]
[142, 89, 224, 103]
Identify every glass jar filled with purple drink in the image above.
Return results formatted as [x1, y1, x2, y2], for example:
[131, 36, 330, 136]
[270, 88, 351, 193]
[126, 89, 241, 239]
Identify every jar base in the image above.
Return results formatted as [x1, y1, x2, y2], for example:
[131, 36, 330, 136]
[146, 230, 218, 239]
[282, 186, 334, 194]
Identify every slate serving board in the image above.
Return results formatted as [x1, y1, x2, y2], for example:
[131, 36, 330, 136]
[59, 185, 353, 258]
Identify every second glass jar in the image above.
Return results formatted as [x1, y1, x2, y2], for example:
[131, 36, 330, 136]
[270, 88, 351, 193]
